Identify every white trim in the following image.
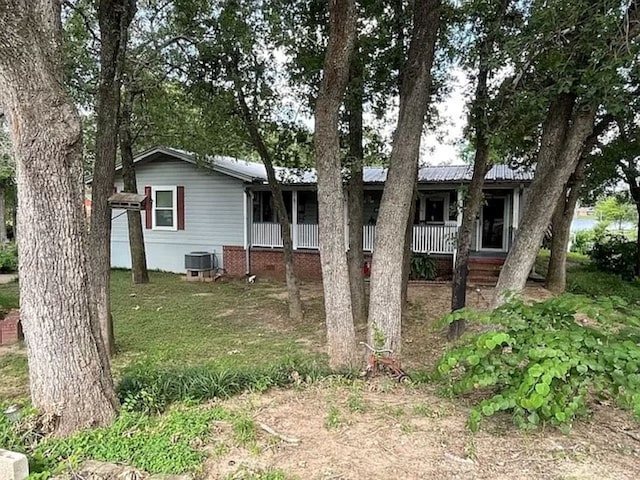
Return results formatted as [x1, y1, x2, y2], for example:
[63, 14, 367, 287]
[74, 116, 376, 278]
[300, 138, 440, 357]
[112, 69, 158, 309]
[456, 188, 464, 227]
[292, 190, 299, 250]
[151, 186, 178, 231]
[512, 188, 520, 231]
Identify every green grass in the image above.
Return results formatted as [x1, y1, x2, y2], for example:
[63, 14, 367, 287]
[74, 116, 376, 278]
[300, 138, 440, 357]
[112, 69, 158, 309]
[110, 271, 320, 369]
[0, 270, 327, 404]
[536, 249, 640, 304]
[0, 280, 19, 309]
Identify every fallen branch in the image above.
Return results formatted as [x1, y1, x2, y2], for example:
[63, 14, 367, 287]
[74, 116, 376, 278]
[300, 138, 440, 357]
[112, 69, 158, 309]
[259, 422, 300, 444]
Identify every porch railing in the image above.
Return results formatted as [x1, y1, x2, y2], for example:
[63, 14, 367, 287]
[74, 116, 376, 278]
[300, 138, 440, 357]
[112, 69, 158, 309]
[252, 222, 284, 248]
[296, 223, 319, 249]
[251, 222, 458, 254]
[412, 224, 458, 254]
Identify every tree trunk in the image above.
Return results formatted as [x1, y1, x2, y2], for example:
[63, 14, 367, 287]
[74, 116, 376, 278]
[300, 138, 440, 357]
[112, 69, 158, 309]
[0, 183, 6, 243]
[492, 95, 596, 307]
[545, 163, 586, 293]
[546, 115, 616, 292]
[401, 185, 418, 324]
[449, 0, 510, 339]
[314, 0, 358, 370]
[625, 173, 640, 277]
[545, 187, 574, 293]
[120, 88, 149, 284]
[230, 70, 303, 322]
[346, 49, 366, 325]
[450, 165, 490, 338]
[367, 0, 441, 357]
[90, 0, 136, 355]
[0, 0, 118, 436]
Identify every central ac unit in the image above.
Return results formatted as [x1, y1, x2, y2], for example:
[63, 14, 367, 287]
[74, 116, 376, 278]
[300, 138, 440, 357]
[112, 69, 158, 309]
[185, 252, 214, 271]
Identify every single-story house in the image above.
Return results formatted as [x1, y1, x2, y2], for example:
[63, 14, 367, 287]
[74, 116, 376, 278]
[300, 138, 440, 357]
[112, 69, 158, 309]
[110, 146, 533, 281]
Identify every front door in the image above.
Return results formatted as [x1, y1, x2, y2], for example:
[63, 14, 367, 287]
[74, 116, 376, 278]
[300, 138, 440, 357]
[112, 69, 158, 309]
[481, 197, 506, 250]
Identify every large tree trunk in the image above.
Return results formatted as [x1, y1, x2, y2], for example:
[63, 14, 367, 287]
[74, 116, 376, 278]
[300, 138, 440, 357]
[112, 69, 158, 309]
[120, 88, 149, 284]
[492, 95, 596, 307]
[231, 70, 303, 322]
[367, 0, 441, 357]
[546, 115, 615, 292]
[90, 0, 136, 355]
[0, 183, 6, 243]
[0, 0, 118, 436]
[314, 0, 358, 369]
[346, 49, 366, 325]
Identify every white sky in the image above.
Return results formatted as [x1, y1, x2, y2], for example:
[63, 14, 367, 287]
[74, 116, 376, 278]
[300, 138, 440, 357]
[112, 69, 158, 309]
[421, 68, 469, 166]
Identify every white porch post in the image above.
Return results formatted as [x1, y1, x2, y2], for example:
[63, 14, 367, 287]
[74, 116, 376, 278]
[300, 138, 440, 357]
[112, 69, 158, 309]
[512, 187, 520, 243]
[292, 190, 298, 250]
[456, 187, 464, 227]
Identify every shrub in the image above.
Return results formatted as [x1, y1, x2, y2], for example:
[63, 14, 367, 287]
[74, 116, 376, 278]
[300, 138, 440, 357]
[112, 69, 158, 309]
[410, 253, 437, 280]
[571, 230, 595, 255]
[0, 243, 17, 273]
[436, 295, 640, 431]
[589, 234, 637, 280]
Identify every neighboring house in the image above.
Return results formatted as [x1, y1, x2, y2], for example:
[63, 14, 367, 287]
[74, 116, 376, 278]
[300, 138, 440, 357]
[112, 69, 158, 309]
[110, 146, 533, 281]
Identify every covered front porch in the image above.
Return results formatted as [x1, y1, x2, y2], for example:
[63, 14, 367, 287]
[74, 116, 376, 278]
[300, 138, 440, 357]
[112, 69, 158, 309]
[246, 186, 522, 256]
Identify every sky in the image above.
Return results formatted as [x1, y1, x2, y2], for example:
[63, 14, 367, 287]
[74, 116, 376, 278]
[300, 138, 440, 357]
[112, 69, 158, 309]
[421, 69, 469, 166]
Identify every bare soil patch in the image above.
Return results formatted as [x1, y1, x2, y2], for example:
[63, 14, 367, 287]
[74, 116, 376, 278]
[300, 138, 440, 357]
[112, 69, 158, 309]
[205, 382, 640, 480]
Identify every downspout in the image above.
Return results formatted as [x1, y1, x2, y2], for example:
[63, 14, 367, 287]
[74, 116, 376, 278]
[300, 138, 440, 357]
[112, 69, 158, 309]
[245, 188, 253, 275]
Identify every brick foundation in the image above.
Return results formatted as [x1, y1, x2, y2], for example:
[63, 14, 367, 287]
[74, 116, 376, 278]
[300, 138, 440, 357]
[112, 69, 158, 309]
[223, 246, 456, 282]
[224, 246, 323, 281]
[0, 310, 22, 346]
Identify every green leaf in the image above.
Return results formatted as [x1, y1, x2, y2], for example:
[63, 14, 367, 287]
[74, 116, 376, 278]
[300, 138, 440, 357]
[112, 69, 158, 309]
[481, 404, 495, 416]
[576, 364, 588, 374]
[467, 354, 480, 366]
[528, 364, 544, 378]
[528, 394, 545, 410]
[535, 383, 550, 396]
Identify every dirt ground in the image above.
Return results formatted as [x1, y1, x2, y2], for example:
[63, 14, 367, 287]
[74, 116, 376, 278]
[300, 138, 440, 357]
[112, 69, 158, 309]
[204, 282, 639, 480]
[206, 382, 640, 480]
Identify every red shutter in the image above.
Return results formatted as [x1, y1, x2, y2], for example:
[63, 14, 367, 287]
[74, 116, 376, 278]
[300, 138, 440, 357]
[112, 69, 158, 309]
[144, 186, 152, 229]
[177, 186, 185, 230]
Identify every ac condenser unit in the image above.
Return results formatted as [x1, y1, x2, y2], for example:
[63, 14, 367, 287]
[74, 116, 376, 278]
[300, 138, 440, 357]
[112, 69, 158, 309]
[185, 252, 214, 271]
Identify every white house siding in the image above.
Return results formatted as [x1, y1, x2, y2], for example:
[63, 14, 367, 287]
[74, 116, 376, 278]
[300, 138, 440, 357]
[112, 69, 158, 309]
[111, 158, 245, 273]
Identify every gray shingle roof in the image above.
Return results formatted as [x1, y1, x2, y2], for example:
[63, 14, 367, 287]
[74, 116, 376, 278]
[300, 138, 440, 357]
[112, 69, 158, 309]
[127, 146, 534, 185]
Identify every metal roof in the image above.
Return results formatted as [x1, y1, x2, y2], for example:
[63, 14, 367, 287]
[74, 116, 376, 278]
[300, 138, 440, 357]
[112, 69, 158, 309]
[125, 146, 534, 185]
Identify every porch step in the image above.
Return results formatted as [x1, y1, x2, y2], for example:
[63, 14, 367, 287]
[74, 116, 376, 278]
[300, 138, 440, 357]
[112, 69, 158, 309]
[467, 257, 503, 285]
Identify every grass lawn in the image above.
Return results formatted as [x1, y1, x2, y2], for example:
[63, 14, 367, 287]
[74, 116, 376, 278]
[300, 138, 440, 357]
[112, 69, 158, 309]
[109, 270, 325, 369]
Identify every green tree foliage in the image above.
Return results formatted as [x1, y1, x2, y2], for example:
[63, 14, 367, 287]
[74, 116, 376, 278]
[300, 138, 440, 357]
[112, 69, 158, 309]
[595, 195, 637, 230]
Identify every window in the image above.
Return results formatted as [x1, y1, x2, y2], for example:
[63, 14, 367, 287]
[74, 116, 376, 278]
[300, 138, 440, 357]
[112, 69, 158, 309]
[252, 191, 293, 222]
[152, 186, 177, 230]
[425, 198, 444, 222]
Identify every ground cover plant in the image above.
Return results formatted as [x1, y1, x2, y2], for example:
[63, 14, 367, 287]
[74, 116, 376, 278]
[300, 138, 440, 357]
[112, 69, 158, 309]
[437, 295, 640, 431]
